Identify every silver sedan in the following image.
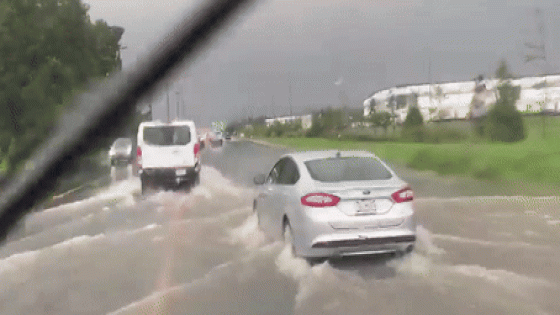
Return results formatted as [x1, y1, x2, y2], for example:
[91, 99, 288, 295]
[253, 150, 416, 259]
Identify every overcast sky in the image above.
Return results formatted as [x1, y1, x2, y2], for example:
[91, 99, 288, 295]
[84, 0, 560, 127]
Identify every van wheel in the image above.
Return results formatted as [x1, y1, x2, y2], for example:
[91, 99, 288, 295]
[141, 176, 150, 195]
[194, 172, 200, 186]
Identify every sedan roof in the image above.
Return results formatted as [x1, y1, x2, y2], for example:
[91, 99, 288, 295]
[284, 150, 379, 162]
[112, 138, 132, 147]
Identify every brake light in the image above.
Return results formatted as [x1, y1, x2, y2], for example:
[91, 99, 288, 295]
[136, 146, 142, 167]
[194, 142, 200, 157]
[301, 193, 340, 207]
[391, 186, 413, 203]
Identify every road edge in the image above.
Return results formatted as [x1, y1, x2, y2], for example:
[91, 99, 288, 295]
[39, 175, 111, 210]
[237, 137, 290, 149]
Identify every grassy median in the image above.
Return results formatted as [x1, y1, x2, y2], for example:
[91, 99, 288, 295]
[253, 116, 560, 186]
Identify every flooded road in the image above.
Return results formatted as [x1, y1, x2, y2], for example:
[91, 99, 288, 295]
[1, 140, 559, 314]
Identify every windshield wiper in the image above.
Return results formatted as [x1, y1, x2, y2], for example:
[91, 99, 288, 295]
[0, 0, 256, 243]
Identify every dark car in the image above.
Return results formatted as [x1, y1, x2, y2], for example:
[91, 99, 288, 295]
[109, 138, 133, 166]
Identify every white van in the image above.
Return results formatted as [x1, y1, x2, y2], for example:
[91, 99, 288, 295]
[137, 120, 201, 193]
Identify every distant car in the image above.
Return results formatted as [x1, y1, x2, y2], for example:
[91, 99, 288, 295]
[109, 138, 133, 166]
[225, 132, 232, 140]
[137, 120, 201, 194]
[198, 134, 206, 149]
[253, 150, 416, 260]
[210, 131, 224, 147]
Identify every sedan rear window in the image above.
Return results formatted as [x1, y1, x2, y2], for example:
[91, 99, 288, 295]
[305, 157, 392, 182]
[143, 126, 191, 146]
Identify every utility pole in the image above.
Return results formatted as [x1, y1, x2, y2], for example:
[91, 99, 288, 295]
[289, 82, 293, 117]
[524, 7, 548, 138]
[145, 91, 153, 121]
[271, 95, 275, 117]
[389, 92, 396, 134]
[176, 91, 180, 120]
[428, 53, 433, 109]
[166, 82, 170, 123]
[181, 76, 189, 120]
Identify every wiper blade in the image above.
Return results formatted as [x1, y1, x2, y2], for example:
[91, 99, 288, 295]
[0, 0, 256, 243]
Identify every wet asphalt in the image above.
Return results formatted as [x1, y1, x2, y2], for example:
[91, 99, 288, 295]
[1, 139, 559, 315]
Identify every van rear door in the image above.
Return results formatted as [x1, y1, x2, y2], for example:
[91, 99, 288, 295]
[141, 124, 197, 169]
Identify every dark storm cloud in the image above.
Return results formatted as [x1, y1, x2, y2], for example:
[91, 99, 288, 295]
[85, 0, 560, 126]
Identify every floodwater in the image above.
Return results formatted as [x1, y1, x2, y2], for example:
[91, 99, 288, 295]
[1, 140, 559, 314]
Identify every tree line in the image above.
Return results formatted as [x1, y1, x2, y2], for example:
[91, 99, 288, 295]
[0, 0, 124, 174]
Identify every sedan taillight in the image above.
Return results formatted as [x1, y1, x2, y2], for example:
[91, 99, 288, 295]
[301, 193, 340, 207]
[391, 186, 413, 203]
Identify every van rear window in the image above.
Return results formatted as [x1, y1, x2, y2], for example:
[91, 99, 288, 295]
[143, 126, 191, 145]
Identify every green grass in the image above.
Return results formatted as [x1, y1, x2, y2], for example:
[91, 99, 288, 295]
[255, 116, 560, 186]
[0, 156, 6, 175]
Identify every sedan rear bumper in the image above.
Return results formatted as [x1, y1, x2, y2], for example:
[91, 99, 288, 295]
[311, 234, 416, 249]
[301, 232, 416, 258]
[294, 211, 417, 258]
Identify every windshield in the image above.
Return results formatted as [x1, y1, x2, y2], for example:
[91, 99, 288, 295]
[143, 126, 191, 146]
[4, 0, 560, 314]
[305, 157, 392, 182]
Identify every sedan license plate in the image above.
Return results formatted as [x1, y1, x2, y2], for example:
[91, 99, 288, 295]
[356, 199, 377, 215]
[176, 169, 187, 176]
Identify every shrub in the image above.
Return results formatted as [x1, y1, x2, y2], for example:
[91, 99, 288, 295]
[306, 115, 324, 138]
[401, 106, 425, 142]
[485, 62, 524, 142]
[264, 127, 273, 137]
[485, 83, 525, 142]
[403, 106, 424, 127]
[370, 112, 392, 134]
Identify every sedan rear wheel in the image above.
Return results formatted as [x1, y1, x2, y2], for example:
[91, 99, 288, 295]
[283, 221, 296, 256]
[395, 244, 415, 258]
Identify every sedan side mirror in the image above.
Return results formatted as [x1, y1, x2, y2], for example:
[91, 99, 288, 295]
[253, 174, 266, 185]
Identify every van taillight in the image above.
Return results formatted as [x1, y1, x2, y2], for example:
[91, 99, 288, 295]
[136, 146, 142, 167]
[194, 142, 200, 157]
